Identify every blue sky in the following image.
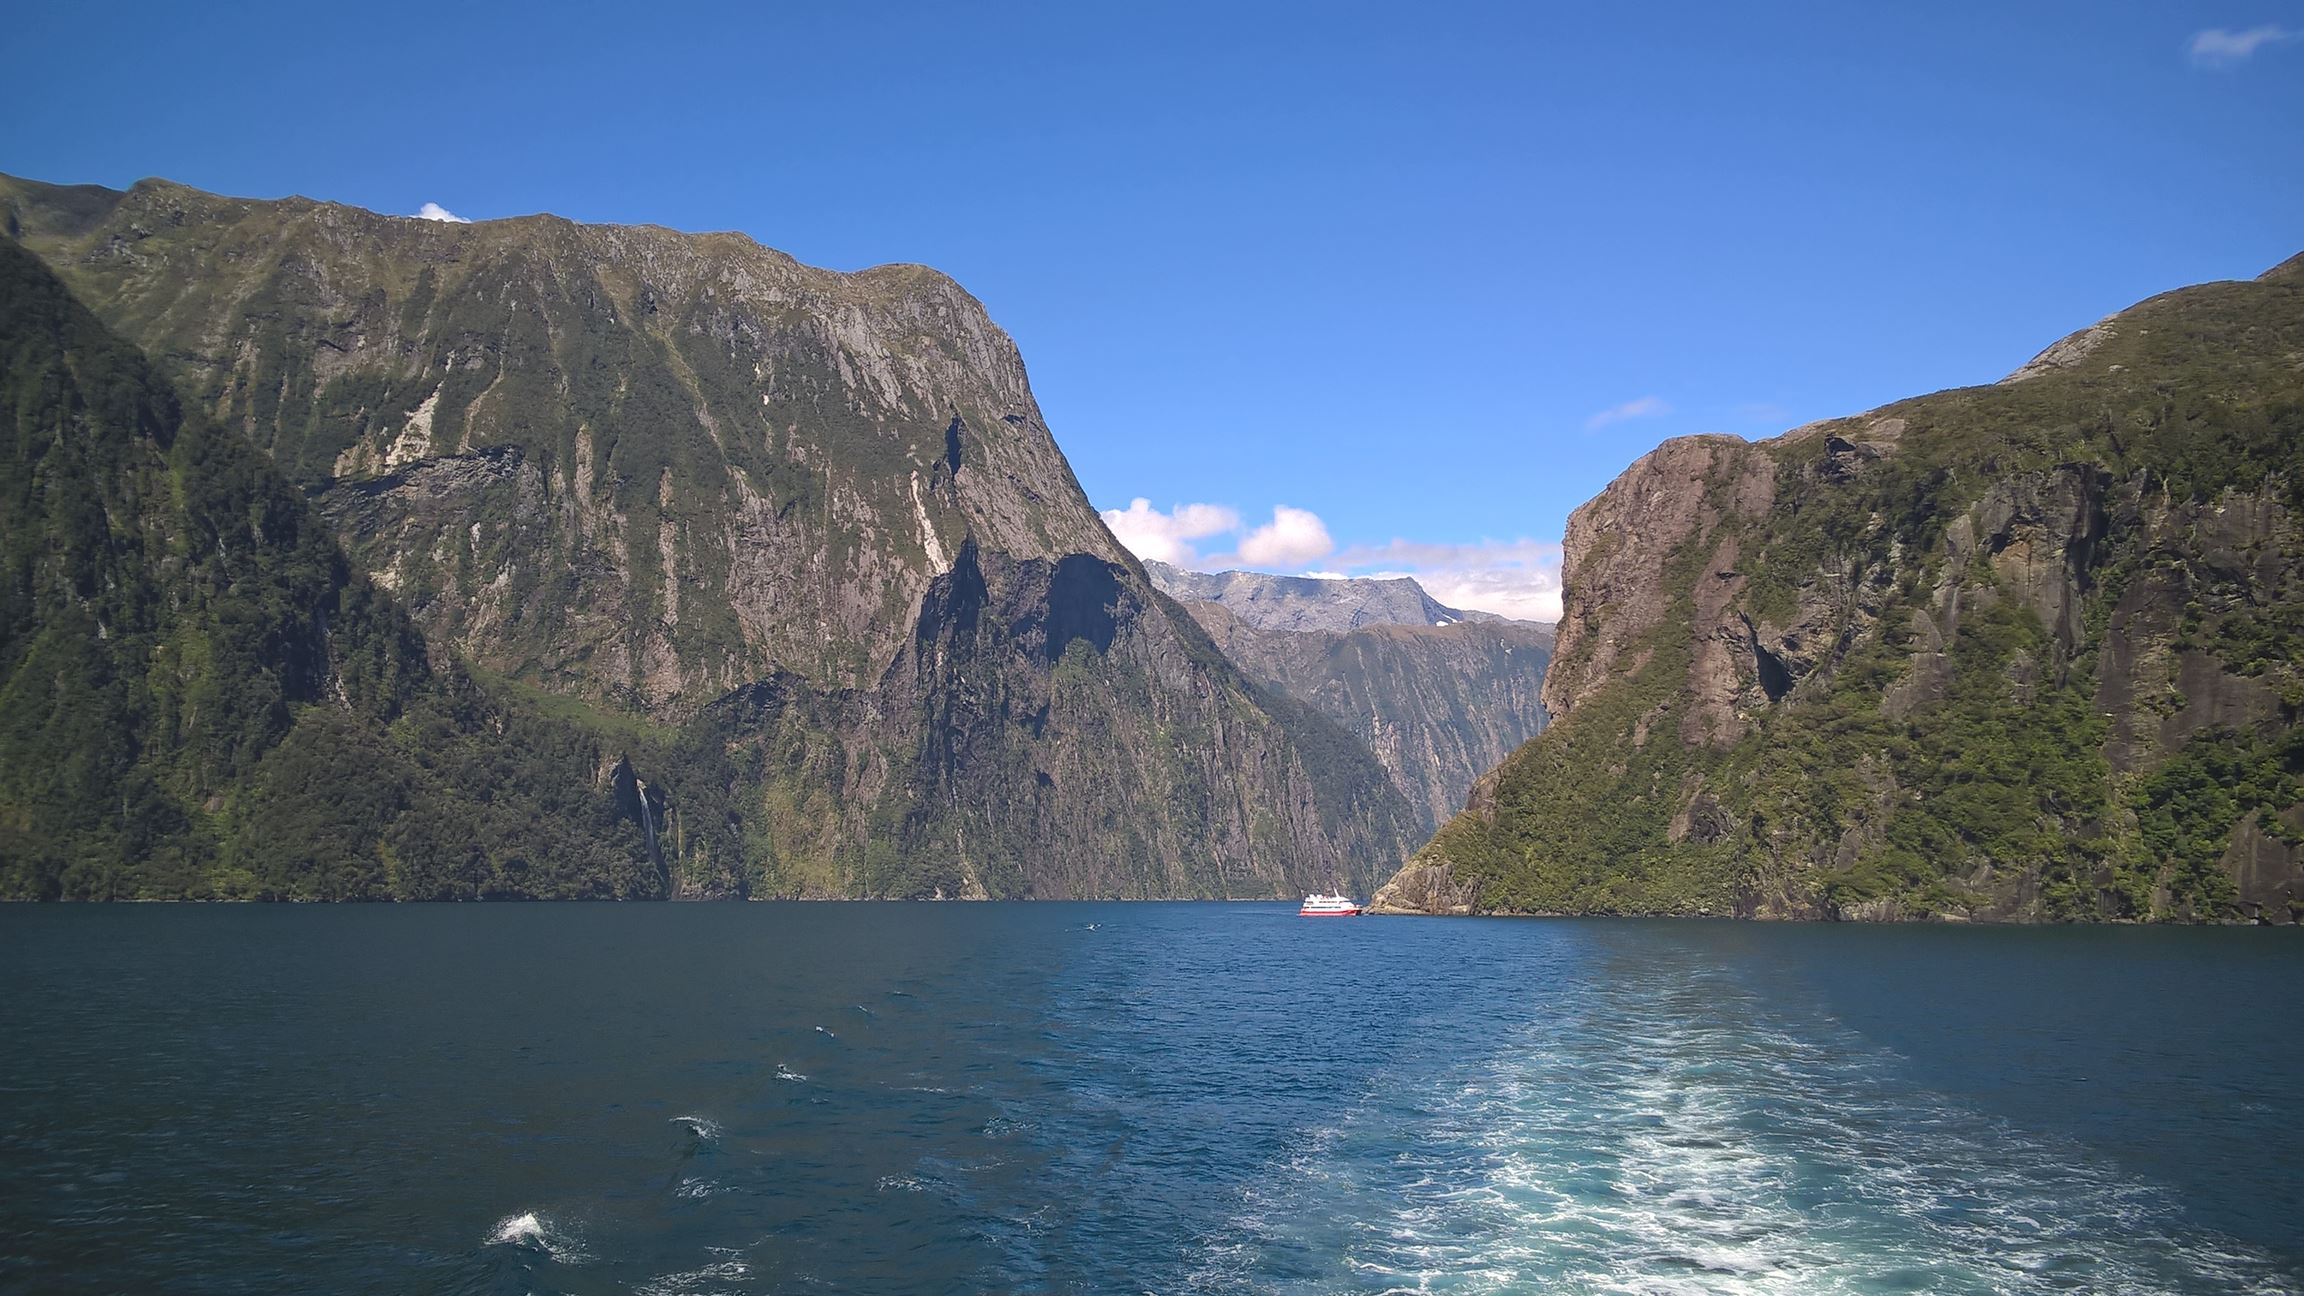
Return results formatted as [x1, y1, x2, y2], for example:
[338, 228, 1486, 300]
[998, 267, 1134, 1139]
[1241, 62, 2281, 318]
[8, 2, 2301, 618]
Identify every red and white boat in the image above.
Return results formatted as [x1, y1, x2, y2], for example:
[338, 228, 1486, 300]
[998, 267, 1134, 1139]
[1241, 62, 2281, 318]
[1299, 893, 1364, 917]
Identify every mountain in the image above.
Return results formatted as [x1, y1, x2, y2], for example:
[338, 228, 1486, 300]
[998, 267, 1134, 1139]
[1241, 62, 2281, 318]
[1183, 601, 1552, 832]
[1144, 560, 1498, 632]
[1375, 254, 2304, 923]
[1144, 563, 1551, 832]
[2, 174, 1417, 899]
[0, 238, 710, 899]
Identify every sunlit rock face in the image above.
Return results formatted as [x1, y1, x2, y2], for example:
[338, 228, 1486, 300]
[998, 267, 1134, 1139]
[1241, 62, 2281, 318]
[1169, 588, 1553, 836]
[2, 172, 1418, 899]
[1379, 254, 2304, 923]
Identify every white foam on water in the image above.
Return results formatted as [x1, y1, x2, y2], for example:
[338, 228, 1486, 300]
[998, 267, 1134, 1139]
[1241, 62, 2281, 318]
[878, 1174, 927, 1193]
[775, 1064, 808, 1082]
[487, 1211, 545, 1248]
[674, 1175, 717, 1199]
[670, 1115, 724, 1142]
[484, 1210, 591, 1263]
[637, 1258, 750, 1295]
[814, 1025, 836, 1039]
[1188, 968, 2300, 1295]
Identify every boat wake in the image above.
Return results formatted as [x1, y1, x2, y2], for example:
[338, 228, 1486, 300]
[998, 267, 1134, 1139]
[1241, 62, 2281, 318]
[1190, 965, 2299, 1295]
[637, 1257, 751, 1295]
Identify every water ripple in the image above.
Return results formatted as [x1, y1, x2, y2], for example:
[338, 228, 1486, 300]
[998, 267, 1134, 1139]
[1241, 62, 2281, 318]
[1189, 961, 2296, 1294]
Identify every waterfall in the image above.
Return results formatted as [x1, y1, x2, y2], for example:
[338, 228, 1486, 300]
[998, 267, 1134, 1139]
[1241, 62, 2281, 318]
[611, 754, 670, 889]
[636, 778, 662, 862]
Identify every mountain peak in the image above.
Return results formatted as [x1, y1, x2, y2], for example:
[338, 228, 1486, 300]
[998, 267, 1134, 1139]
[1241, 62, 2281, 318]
[1142, 561, 1511, 633]
[2259, 250, 2304, 283]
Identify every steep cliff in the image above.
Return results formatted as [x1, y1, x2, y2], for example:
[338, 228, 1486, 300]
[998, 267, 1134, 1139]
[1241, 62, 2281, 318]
[1377, 254, 2304, 923]
[3, 174, 1117, 709]
[1144, 563, 1551, 831]
[3, 174, 1415, 898]
[1181, 598, 1551, 833]
[695, 550, 1410, 898]
[0, 240, 714, 900]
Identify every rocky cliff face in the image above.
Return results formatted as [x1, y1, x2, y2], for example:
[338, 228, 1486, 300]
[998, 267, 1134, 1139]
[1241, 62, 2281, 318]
[1183, 600, 1551, 833]
[1146, 562, 1553, 831]
[3, 174, 1416, 899]
[1377, 254, 2304, 923]
[693, 547, 1411, 898]
[4, 174, 1112, 711]
[0, 240, 687, 900]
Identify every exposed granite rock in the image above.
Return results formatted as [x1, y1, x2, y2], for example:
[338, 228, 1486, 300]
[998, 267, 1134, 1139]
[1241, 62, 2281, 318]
[2223, 805, 2304, 924]
[1542, 433, 1776, 725]
[2002, 317, 2118, 383]
[1368, 859, 1483, 915]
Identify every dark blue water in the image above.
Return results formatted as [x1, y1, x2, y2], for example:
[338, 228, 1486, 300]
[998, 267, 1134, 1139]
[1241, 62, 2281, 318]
[2, 906, 2299, 1294]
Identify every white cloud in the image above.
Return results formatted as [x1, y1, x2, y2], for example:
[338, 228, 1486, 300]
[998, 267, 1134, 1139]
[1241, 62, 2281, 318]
[1100, 498, 1240, 565]
[415, 201, 472, 223]
[1237, 505, 1335, 567]
[1414, 568, 1562, 623]
[1585, 395, 1671, 432]
[2189, 25, 2299, 66]
[1333, 538, 1563, 622]
[1104, 489, 1562, 621]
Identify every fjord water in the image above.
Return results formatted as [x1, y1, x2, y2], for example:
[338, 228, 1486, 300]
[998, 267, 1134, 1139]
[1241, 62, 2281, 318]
[2, 907, 2299, 1294]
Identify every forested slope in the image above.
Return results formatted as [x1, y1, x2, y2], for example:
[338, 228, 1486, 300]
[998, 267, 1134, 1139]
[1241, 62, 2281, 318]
[0, 240, 729, 899]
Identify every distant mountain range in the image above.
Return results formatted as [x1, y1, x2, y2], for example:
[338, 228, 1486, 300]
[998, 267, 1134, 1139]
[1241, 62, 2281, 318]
[1145, 563, 1551, 834]
[1144, 561, 1505, 633]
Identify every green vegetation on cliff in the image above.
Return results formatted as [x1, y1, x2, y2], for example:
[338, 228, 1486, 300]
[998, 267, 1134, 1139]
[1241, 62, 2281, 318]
[2, 174, 1415, 899]
[1391, 255, 2304, 923]
[0, 240, 737, 900]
